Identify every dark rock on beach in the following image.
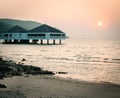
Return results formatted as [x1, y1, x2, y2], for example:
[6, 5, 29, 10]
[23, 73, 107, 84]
[0, 84, 7, 88]
[0, 91, 26, 98]
[0, 57, 3, 61]
[0, 57, 54, 79]
[21, 58, 26, 61]
[57, 72, 68, 74]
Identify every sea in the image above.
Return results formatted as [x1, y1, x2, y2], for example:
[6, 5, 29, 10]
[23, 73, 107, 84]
[0, 38, 120, 85]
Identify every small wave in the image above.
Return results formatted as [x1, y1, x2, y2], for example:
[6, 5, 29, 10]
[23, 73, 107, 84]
[104, 58, 109, 60]
[65, 50, 71, 52]
[40, 50, 47, 52]
[26, 55, 33, 56]
[44, 57, 74, 61]
[76, 59, 120, 64]
[74, 54, 101, 60]
[112, 59, 120, 61]
[10, 54, 20, 56]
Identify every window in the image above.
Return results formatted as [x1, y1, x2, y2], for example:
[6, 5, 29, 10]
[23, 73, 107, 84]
[62, 34, 65, 36]
[50, 34, 61, 36]
[28, 34, 45, 37]
[9, 34, 12, 37]
[4, 34, 8, 37]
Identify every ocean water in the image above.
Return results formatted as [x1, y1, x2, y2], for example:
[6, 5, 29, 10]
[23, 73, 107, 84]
[0, 38, 120, 84]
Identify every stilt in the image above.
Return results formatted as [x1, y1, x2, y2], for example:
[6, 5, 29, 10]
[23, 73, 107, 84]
[5, 39, 12, 43]
[32, 40, 38, 44]
[18, 39, 20, 43]
[11, 39, 14, 43]
[14, 39, 19, 43]
[47, 39, 49, 44]
[4, 39, 7, 43]
[9, 39, 12, 43]
[59, 39, 61, 44]
[29, 39, 32, 43]
[20, 40, 29, 44]
[53, 39, 55, 44]
[41, 39, 43, 44]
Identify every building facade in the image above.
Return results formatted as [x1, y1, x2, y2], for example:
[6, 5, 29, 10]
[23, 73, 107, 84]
[0, 24, 67, 44]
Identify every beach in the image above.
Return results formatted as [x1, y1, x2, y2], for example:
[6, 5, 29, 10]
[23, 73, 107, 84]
[0, 57, 120, 98]
[0, 75, 120, 98]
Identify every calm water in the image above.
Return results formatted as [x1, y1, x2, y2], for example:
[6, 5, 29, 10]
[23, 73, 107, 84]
[0, 38, 120, 84]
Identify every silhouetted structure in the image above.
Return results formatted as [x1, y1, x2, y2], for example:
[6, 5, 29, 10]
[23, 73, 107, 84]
[0, 24, 66, 44]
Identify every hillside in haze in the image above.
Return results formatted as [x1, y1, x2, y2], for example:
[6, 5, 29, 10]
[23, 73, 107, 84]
[0, 21, 13, 32]
[0, 18, 42, 32]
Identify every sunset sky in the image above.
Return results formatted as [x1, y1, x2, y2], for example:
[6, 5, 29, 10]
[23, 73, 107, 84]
[0, 0, 120, 37]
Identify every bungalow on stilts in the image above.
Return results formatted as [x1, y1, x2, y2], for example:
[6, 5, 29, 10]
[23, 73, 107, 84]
[0, 24, 67, 44]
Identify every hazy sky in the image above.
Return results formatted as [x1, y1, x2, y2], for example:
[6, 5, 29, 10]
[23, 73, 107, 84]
[0, 0, 120, 37]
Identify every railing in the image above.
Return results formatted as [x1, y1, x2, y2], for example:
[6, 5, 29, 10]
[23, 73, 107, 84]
[50, 36, 66, 39]
[27, 36, 66, 39]
[0, 35, 66, 40]
[27, 36, 46, 39]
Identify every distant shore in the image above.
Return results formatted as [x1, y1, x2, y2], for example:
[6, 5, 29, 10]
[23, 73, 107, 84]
[0, 57, 120, 98]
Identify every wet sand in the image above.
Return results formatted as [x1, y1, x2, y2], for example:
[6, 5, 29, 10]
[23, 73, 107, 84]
[0, 57, 120, 98]
[0, 75, 120, 98]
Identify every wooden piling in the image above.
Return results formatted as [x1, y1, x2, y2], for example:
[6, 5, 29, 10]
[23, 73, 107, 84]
[41, 39, 43, 44]
[53, 39, 55, 44]
[59, 39, 61, 44]
[20, 40, 29, 44]
[47, 39, 49, 44]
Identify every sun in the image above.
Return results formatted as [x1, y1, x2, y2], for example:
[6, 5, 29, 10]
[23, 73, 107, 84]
[98, 21, 102, 26]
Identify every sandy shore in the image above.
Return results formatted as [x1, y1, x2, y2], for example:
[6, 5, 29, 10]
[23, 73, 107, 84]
[0, 57, 120, 98]
[0, 75, 120, 98]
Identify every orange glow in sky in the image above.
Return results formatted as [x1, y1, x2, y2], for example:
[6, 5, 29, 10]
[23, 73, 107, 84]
[98, 22, 102, 26]
[0, 0, 120, 37]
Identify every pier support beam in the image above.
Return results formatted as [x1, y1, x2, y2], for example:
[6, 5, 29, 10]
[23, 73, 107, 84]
[32, 40, 38, 44]
[5, 39, 13, 43]
[20, 40, 29, 44]
[41, 39, 43, 44]
[59, 39, 61, 44]
[4, 39, 8, 43]
[14, 39, 19, 43]
[9, 39, 12, 43]
[47, 39, 49, 44]
[53, 39, 55, 44]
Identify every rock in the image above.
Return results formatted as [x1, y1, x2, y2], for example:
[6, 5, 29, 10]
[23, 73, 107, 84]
[0, 91, 26, 98]
[0, 57, 2, 61]
[21, 58, 26, 61]
[0, 84, 7, 88]
[0, 74, 4, 79]
[57, 72, 68, 74]
[40, 70, 55, 75]
[0, 58, 55, 79]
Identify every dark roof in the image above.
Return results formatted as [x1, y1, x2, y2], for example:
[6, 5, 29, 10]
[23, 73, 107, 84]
[29, 24, 64, 33]
[6, 25, 27, 32]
